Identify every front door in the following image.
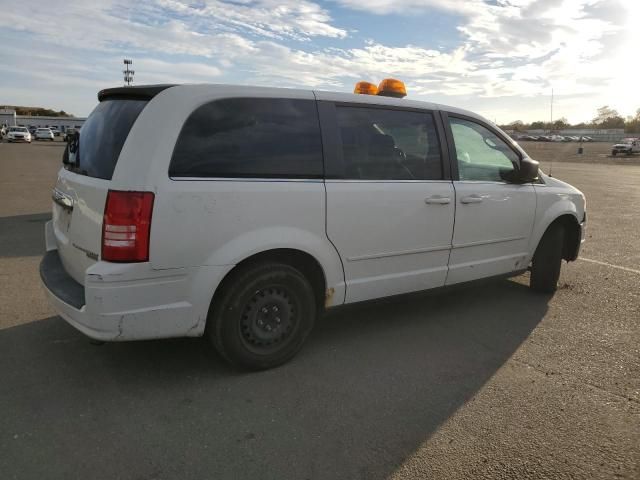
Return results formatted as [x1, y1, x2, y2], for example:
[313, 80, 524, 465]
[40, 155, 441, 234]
[322, 103, 455, 303]
[444, 114, 536, 285]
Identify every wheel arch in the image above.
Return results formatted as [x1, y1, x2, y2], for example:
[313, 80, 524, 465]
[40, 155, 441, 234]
[536, 213, 582, 262]
[208, 248, 333, 321]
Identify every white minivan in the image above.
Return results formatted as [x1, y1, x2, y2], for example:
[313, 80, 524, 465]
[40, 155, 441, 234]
[41, 82, 586, 370]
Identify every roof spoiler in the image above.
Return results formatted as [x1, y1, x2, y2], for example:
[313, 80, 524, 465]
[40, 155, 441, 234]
[97, 84, 177, 102]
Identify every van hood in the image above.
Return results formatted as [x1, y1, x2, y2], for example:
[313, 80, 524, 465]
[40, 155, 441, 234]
[539, 171, 583, 194]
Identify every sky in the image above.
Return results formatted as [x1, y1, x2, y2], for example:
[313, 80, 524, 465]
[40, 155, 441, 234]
[0, 0, 638, 124]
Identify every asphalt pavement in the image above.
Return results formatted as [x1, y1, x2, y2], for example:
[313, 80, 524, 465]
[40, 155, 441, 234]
[0, 141, 638, 479]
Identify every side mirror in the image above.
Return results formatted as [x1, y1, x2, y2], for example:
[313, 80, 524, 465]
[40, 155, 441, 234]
[518, 157, 539, 183]
[500, 157, 539, 183]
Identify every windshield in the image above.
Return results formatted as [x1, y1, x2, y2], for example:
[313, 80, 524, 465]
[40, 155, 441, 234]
[66, 99, 148, 179]
[11, 127, 28, 132]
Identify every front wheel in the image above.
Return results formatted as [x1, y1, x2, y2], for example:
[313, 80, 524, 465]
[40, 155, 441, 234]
[530, 224, 565, 293]
[208, 262, 317, 370]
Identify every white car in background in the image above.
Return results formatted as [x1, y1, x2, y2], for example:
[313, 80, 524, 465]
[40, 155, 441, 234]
[611, 138, 640, 156]
[35, 128, 55, 141]
[6, 126, 32, 143]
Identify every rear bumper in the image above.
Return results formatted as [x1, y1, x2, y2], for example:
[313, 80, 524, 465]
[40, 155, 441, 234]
[40, 250, 85, 309]
[41, 221, 231, 341]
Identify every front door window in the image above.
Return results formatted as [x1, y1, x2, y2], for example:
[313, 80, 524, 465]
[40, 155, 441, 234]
[449, 117, 519, 182]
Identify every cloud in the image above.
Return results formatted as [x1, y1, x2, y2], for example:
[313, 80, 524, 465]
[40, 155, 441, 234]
[132, 58, 222, 83]
[0, 0, 636, 122]
[152, 0, 348, 40]
[332, 0, 483, 15]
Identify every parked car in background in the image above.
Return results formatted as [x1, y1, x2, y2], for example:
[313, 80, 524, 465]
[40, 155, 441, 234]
[50, 128, 61, 137]
[580, 136, 593, 142]
[6, 126, 32, 143]
[611, 138, 640, 156]
[35, 128, 55, 141]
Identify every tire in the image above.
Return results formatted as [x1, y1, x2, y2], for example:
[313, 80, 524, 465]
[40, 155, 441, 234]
[207, 262, 317, 370]
[612, 151, 617, 156]
[530, 223, 565, 293]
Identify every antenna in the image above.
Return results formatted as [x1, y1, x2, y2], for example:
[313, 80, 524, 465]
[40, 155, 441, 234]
[123, 59, 135, 86]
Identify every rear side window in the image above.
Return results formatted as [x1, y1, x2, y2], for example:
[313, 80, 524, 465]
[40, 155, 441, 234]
[169, 98, 323, 178]
[335, 106, 443, 180]
[69, 99, 148, 180]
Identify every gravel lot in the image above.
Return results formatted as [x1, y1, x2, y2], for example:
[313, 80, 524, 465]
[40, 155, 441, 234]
[0, 140, 638, 479]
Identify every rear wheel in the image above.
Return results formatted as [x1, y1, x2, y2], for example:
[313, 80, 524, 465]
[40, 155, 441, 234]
[530, 224, 565, 293]
[612, 150, 617, 156]
[208, 262, 317, 370]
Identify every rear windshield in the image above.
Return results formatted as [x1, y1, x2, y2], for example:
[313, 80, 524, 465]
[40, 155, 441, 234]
[66, 99, 148, 179]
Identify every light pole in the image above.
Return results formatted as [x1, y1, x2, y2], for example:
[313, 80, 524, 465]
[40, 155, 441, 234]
[550, 87, 554, 130]
[123, 59, 135, 86]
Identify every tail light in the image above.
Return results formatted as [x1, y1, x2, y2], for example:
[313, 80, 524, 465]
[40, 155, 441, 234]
[102, 190, 154, 262]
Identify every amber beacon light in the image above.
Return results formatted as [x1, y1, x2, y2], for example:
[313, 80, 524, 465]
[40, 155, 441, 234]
[353, 81, 379, 95]
[377, 78, 407, 98]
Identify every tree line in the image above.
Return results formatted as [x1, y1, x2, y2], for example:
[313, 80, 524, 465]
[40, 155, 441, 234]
[500, 106, 640, 133]
[2, 106, 74, 117]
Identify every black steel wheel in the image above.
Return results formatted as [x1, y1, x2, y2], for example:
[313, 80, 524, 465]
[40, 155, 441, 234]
[208, 262, 317, 370]
[239, 286, 299, 355]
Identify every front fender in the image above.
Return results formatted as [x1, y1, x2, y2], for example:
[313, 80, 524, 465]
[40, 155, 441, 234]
[529, 188, 582, 260]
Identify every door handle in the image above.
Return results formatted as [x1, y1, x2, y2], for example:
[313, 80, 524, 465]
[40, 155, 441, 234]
[460, 194, 483, 204]
[425, 196, 451, 205]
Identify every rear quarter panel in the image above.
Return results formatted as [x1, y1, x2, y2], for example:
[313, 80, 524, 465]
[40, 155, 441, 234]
[112, 85, 346, 306]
